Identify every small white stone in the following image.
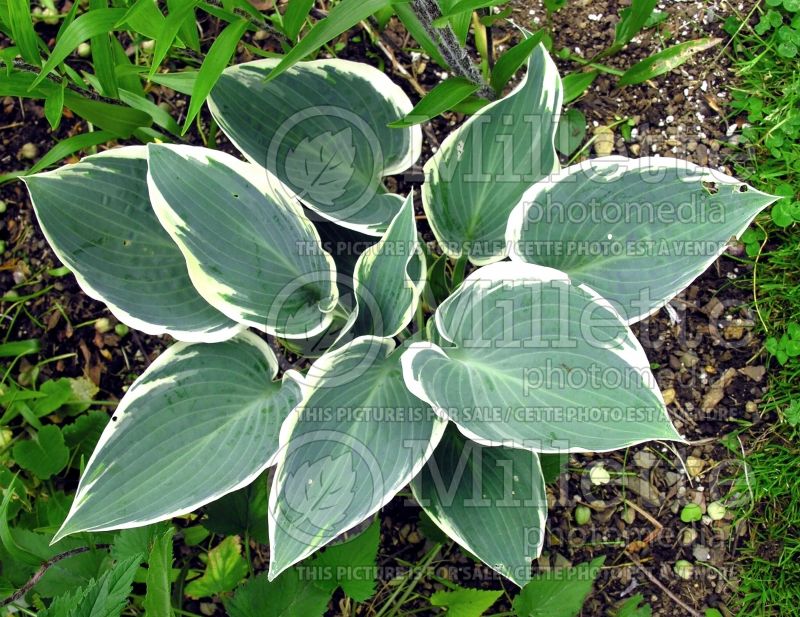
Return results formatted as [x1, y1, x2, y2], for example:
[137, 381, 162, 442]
[589, 465, 611, 486]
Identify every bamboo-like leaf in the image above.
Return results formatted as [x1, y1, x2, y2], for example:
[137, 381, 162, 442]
[283, 0, 315, 40]
[31, 8, 127, 88]
[489, 29, 544, 94]
[263, 0, 389, 83]
[89, 0, 119, 98]
[149, 0, 200, 77]
[561, 70, 597, 103]
[182, 18, 248, 132]
[617, 37, 721, 86]
[7, 0, 41, 65]
[389, 77, 479, 128]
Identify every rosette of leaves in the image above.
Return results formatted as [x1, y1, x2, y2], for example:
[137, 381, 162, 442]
[24, 47, 777, 587]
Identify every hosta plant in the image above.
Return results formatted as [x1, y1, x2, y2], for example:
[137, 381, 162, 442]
[24, 47, 776, 586]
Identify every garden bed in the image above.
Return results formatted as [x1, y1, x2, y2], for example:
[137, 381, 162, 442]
[0, 0, 780, 615]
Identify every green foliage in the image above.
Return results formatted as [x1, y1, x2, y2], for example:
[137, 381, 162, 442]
[39, 555, 140, 617]
[680, 503, 703, 523]
[204, 473, 269, 544]
[225, 570, 331, 617]
[430, 586, 502, 616]
[184, 536, 249, 598]
[614, 594, 652, 617]
[513, 557, 605, 617]
[142, 527, 176, 617]
[12, 425, 69, 480]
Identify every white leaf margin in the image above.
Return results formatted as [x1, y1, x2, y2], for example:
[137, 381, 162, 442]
[352, 192, 427, 337]
[208, 58, 423, 236]
[267, 335, 448, 577]
[145, 143, 340, 339]
[505, 155, 779, 324]
[401, 261, 685, 453]
[53, 331, 304, 542]
[422, 45, 563, 266]
[23, 146, 243, 343]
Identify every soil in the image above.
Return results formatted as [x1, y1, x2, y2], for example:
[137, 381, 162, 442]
[0, 0, 770, 615]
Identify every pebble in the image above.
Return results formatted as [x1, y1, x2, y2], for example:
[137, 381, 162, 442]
[687, 456, 706, 478]
[693, 545, 712, 561]
[19, 143, 38, 160]
[633, 450, 657, 469]
[593, 126, 615, 156]
[681, 528, 699, 545]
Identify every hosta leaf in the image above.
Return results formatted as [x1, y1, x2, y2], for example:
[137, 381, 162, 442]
[422, 44, 561, 265]
[269, 337, 446, 578]
[146, 143, 339, 338]
[23, 147, 239, 342]
[507, 157, 778, 323]
[208, 58, 421, 235]
[53, 333, 302, 540]
[402, 262, 683, 452]
[352, 193, 426, 337]
[184, 536, 248, 599]
[412, 427, 546, 587]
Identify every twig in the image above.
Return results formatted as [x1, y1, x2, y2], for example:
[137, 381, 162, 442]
[1, 545, 111, 607]
[360, 19, 427, 98]
[627, 554, 703, 617]
[410, 0, 495, 100]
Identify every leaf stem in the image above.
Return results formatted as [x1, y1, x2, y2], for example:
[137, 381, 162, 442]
[0, 544, 111, 607]
[450, 254, 469, 288]
[410, 0, 495, 100]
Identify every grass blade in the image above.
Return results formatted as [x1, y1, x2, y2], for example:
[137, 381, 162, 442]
[31, 8, 127, 88]
[618, 37, 721, 87]
[561, 69, 597, 103]
[389, 76, 479, 127]
[150, 0, 200, 77]
[116, 0, 165, 39]
[0, 339, 41, 358]
[265, 0, 389, 83]
[182, 17, 248, 132]
[432, 0, 507, 24]
[89, 0, 119, 98]
[609, 0, 658, 54]
[169, 0, 200, 51]
[283, 0, 315, 40]
[8, 0, 42, 65]
[489, 29, 543, 94]
[43, 81, 65, 129]
[119, 88, 181, 135]
[392, 1, 449, 68]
